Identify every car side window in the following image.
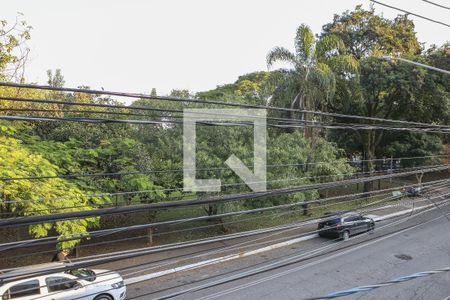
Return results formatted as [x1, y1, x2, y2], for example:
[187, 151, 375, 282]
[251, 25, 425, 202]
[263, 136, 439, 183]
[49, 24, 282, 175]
[46, 276, 79, 293]
[2, 279, 40, 299]
[344, 215, 360, 222]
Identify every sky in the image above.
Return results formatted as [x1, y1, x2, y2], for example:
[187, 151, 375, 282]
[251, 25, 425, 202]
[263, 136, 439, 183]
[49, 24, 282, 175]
[2, 0, 449, 97]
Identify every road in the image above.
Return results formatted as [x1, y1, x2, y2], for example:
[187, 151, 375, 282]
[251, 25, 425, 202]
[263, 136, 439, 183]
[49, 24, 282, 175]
[124, 203, 450, 300]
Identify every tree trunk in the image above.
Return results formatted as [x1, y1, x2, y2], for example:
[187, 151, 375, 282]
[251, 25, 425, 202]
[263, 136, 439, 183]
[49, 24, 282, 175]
[301, 202, 309, 216]
[75, 244, 80, 258]
[204, 204, 218, 216]
[302, 94, 313, 139]
[147, 227, 153, 246]
[415, 172, 424, 186]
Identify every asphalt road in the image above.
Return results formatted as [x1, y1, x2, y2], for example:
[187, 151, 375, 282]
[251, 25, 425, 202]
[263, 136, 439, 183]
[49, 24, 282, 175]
[128, 204, 450, 300]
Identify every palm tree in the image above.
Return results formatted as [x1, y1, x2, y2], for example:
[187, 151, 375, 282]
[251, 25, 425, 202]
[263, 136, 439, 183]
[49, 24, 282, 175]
[267, 24, 358, 136]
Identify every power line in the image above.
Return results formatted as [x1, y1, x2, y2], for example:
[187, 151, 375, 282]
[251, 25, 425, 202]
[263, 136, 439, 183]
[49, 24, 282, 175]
[0, 154, 444, 182]
[3, 196, 447, 286]
[0, 84, 449, 129]
[370, 0, 450, 27]
[25, 202, 446, 300]
[0, 102, 313, 127]
[1, 114, 450, 134]
[2, 99, 449, 131]
[2, 161, 442, 209]
[106, 189, 439, 275]
[4, 177, 442, 251]
[0, 94, 446, 132]
[1, 223, 321, 297]
[33, 202, 450, 300]
[422, 0, 450, 10]
[0, 188, 399, 254]
[0, 167, 398, 209]
[306, 265, 450, 299]
[14, 182, 450, 258]
[0, 165, 446, 228]
[116, 201, 449, 300]
[380, 56, 450, 75]
[14, 197, 450, 299]
[148, 206, 450, 300]
[0, 221, 368, 295]
[0, 166, 388, 204]
[66, 181, 450, 263]
[6, 106, 449, 137]
[2, 163, 444, 219]
[25, 207, 444, 300]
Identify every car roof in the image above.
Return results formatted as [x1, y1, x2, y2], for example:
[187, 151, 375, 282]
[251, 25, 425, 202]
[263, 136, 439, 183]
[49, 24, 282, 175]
[323, 210, 354, 217]
[0, 262, 74, 284]
[321, 211, 361, 221]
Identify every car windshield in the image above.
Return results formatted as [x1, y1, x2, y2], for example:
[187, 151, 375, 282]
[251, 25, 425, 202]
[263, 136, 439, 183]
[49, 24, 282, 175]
[65, 268, 96, 282]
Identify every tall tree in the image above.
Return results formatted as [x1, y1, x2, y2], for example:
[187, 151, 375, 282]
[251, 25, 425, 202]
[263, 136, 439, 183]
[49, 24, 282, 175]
[321, 6, 448, 190]
[266, 23, 358, 135]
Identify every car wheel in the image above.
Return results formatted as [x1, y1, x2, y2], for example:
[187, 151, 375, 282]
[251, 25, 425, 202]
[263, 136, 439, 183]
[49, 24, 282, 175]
[342, 230, 350, 241]
[94, 294, 113, 300]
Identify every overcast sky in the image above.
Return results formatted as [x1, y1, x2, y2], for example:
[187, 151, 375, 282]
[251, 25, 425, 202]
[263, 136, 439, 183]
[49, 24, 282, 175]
[3, 0, 449, 96]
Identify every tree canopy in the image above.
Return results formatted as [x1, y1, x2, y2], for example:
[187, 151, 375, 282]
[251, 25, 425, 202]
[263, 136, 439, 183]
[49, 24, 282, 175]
[0, 6, 448, 250]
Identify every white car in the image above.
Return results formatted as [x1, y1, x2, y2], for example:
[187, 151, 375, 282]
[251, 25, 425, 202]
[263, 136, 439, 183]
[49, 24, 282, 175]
[0, 264, 126, 300]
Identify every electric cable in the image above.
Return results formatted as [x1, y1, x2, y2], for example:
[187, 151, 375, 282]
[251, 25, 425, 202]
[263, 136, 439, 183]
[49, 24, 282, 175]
[0, 165, 446, 228]
[370, 0, 450, 27]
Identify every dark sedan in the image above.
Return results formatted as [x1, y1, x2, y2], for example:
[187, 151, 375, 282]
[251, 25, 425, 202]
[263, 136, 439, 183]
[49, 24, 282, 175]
[318, 212, 375, 241]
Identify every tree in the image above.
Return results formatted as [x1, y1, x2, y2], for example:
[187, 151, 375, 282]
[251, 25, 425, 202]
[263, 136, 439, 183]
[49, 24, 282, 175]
[264, 130, 353, 215]
[47, 69, 65, 88]
[266, 23, 358, 133]
[384, 132, 444, 168]
[426, 43, 450, 95]
[169, 89, 191, 98]
[321, 7, 448, 191]
[322, 5, 421, 59]
[0, 14, 32, 81]
[0, 131, 103, 250]
[197, 71, 282, 105]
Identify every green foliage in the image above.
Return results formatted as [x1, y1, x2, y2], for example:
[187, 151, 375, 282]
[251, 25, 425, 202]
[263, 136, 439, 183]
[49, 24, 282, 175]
[320, 6, 447, 173]
[0, 14, 32, 80]
[322, 5, 421, 59]
[1, 8, 448, 248]
[266, 23, 358, 113]
[426, 43, 450, 95]
[0, 135, 100, 249]
[47, 69, 65, 88]
[197, 71, 281, 105]
[262, 131, 353, 208]
[384, 132, 444, 167]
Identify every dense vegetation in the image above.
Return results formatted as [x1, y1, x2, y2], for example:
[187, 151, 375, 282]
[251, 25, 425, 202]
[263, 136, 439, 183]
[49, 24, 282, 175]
[0, 6, 448, 250]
